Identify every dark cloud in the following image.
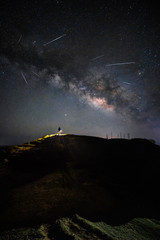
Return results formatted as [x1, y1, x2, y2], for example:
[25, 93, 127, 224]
[1, 35, 159, 124]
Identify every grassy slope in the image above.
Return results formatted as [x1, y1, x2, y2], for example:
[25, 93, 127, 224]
[1, 215, 160, 240]
[0, 134, 160, 239]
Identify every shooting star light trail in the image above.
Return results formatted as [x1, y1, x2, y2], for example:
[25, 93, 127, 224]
[91, 55, 105, 61]
[123, 81, 131, 85]
[43, 34, 66, 46]
[106, 62, 135, 67]
[21, 71, 29, 85]
[32, 71, 40, 77]
[17, 35, 22, 44]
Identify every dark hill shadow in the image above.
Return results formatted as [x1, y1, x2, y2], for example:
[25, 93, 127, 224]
[0, 134, 160, 229]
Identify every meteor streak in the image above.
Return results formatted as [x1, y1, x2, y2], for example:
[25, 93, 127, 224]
[32, 71, 40, 77]
[43, 34, 66, 46]
[106, 62, 135, 67]
[123, 81, 131, 85]
[17, 35, 22, 44]
[21, 71, 28, 85]
[91, 55, 104, 61]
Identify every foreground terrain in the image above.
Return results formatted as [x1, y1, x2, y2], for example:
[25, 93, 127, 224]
[0, 134, 160, 239]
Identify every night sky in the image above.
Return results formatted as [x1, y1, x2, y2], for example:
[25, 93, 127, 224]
[0, 0, 160, 145]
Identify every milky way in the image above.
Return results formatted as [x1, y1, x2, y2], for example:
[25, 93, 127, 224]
[0, 0, 160, 144]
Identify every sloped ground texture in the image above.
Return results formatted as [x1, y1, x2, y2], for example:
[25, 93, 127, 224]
[0, 134, 160, 239]
[1, 215, 160, 240]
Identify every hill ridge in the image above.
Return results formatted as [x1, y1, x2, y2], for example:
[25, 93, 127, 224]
[0, 134, 160, 232]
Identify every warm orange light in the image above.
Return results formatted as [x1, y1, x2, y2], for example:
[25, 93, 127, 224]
[86, 96, 114, 112]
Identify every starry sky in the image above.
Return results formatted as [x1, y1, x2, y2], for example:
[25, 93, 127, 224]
[0, 0, 160, 145]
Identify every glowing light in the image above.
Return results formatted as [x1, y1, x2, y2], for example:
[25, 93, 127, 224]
[67, 82, 114, 112]
[43, 134, 67, 139]
[96, 84, 105, 90]
[43, 34, 66, 46]
[86, 96, 114, 112]
[106, 62, 135, 67]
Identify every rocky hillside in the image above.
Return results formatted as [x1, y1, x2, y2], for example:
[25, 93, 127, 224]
[0, 134, 160, 239]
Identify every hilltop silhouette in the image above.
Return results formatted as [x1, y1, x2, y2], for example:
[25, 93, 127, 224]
[0, 134, 160, 239]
